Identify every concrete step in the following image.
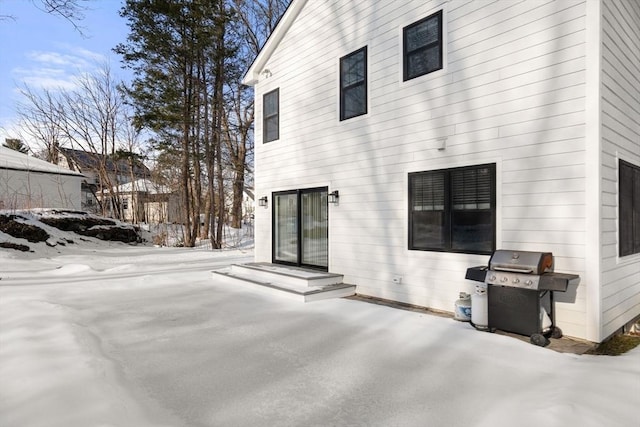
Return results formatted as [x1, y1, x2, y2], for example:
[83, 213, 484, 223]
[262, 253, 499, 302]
[212, 264, 355, 302]
[229, 262, 344, 288]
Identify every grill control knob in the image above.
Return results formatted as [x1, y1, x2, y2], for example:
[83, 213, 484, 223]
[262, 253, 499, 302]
[525, 280, 533, 287]
[500, 276, 509, 283]
[489, 275, 496, 282]
[512, 278, 520, 284]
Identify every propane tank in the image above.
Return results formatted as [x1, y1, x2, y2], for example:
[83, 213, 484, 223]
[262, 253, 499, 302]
[471, 284, 488, 330]
[541, 307, 552, 331]
[454, 292, 472, 321]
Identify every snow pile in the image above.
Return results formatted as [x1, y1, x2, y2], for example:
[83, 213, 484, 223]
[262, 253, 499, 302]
[0, 245, 638, 426]
[0, 209, 149, 258]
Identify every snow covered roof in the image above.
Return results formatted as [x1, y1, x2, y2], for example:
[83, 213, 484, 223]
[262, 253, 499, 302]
[0, 146, 84, 177]
[109, 179, 170, 195]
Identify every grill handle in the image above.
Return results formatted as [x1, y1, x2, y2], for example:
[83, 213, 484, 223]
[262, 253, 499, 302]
[492, 267, 534, 274]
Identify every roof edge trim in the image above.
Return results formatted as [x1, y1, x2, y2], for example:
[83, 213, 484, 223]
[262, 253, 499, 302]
[242, 0, 309, 86]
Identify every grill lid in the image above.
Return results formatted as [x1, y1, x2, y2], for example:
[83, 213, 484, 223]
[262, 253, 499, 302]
[489, 250, 553, 275]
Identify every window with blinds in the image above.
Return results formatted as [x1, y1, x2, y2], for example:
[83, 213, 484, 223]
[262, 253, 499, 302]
[411, 171, 445, 211]
[409, 164, 495, 254]
[619, 159, 640, 257]
[452, 166, 492, 210]
[263, 88, 279, 143]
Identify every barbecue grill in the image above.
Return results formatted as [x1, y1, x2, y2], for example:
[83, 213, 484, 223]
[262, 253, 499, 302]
[465, 250, 580, 346]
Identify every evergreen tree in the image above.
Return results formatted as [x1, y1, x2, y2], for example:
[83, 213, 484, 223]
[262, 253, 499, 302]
[116, 0, 235, 247]
[3, 139, 29, 154]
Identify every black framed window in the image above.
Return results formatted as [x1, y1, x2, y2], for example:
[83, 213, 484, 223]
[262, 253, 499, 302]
[263, 88, 279, 143]
[340, 46, 367, 120]
[409, 163, 496, 254]
[403, 10, 443, 81]
[619, 159, 640, 256]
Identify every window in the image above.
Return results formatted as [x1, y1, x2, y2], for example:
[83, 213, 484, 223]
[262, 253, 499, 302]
[263, 88, 279, 142]
[403, 10, 443, 81]
[340, 46, 367, 120]
[409, 164, 496, 254]
[619, 159, 640, 256]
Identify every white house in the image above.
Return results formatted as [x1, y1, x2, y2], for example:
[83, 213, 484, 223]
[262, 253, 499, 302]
[243, 0, 640, 343]
[0, 146, 84, 210]
[56, 147, 151, 212]
[103, 179, 180, 224]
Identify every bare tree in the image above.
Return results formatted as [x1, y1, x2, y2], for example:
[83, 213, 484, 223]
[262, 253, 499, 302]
[15, 62, 139, 219]
[223, 0, 290, 229]
[16, 86, 64, 162]
[1, 0, 90, 35]
[55, 63, 128, 218]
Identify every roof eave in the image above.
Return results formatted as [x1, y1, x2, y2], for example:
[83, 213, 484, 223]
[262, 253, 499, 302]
[241, 0, 309, 87]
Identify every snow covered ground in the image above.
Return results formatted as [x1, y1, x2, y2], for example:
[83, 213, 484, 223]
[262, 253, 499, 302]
[0, 239, 639, 426]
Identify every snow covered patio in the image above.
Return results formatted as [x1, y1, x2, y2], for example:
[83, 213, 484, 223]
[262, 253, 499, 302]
[1, 246, 638, 427]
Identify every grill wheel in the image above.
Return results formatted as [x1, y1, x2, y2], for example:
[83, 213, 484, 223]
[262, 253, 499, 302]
[530, 333, 550, 347]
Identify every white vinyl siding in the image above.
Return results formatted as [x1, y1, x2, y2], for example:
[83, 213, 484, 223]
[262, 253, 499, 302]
[249, 0, 637, 341]
[0, 168, 83, 210]
[600, 0, 640, 339]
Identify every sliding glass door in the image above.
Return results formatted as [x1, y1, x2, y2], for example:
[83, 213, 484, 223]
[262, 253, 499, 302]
[274, 192, 298, 264]
[273, 188, 328, 270]
[301, 190, 328, 267]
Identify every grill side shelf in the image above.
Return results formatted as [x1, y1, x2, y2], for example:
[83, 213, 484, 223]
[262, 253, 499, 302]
[465, 266, 488, 282]
[538, 273, 580, 292]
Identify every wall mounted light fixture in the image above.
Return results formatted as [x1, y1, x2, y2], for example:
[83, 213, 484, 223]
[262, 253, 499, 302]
[328, 190, 339, 204]
[258, 196, 268, 207]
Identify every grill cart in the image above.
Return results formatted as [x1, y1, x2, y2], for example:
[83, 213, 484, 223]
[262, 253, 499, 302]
[466, 250, 580, 346]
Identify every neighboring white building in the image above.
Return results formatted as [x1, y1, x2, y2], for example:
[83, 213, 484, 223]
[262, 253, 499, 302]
[243, 0, 639, 342]
[0, 146, 84, 210]
[103, 179, 180, 224]
[57, 147, 151, 213]
[241, 186, 255, 224]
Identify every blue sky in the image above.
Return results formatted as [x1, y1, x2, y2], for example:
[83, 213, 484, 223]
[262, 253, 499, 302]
[0, 0, 130, 144]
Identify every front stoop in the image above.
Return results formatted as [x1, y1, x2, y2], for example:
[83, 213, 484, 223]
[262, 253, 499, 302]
[212, 263, 356, 302]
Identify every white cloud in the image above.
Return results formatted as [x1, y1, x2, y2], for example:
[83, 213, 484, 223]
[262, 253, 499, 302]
[26, 50, 92, 70]
[21, 75, 77, 91]
[12, 65, 76, 91]
[61, 44, 107, 63]
[13, 66, 67, 77]
[12, 44, 108, 93]
[27, 51, 75, 66]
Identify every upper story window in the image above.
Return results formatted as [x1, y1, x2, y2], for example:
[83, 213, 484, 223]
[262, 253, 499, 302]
[619, 159, 640, 256]
[340, 46, 367, 121]
[403, 10, 443, 81]
[263, 88, 279, 143]
[409, 163, 496, 254]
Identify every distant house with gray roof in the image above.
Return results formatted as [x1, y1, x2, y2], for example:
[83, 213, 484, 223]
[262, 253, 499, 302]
[57, 147, 151, 212]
